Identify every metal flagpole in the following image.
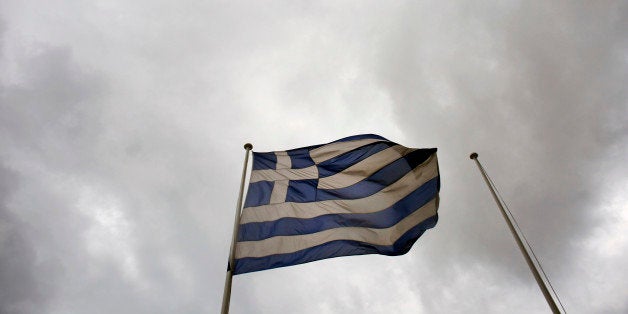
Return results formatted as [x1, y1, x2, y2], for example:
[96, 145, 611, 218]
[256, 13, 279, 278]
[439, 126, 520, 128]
[221, 143, 253, 314]
[470, 153, 560, 314]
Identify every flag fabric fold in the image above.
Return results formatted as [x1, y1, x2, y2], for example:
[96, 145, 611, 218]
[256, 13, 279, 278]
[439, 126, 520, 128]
[233, 134, 440, 275]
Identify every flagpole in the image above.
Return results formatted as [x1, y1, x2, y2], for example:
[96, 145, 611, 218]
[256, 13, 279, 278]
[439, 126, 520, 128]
[221, 143, 252, 314]
[470, 153, 560, 314]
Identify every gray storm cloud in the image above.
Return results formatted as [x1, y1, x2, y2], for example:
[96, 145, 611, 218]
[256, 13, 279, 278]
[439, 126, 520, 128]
[1, 1, 626, 313]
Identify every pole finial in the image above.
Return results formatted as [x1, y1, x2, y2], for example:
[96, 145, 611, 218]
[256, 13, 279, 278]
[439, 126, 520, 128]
[244, 143, 253, 150]
[469, 152, 478, 160]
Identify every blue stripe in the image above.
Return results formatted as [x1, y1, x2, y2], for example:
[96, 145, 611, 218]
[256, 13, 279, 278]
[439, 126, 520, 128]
[233, 213, 438, 275]
[315, 149, 436, 202]
[285, 179, 318, 203]
[287, 148, 315, 169]
[252, 152, 277, 170]
[317, 142, 395, 178]
[238, 176, 439, 241]
[243, 181, 274, 208]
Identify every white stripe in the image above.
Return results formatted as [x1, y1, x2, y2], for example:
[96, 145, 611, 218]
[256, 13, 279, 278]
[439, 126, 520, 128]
[240, 154, 438, 224]
[249, 165, 318, 183]
[317, 145, 415, 190]
[270, 180, 289, 204]
[275, 151, 292, 169]
[309, 138, 383, 164]
[235, 197, 438, 259]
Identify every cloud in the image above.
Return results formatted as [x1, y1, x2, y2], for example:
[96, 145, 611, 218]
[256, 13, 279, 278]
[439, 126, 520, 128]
[0, 166, 44, 314]
[1, 1, 626, 313]
[365, 2, 627, 312]
[0, 17, 244, 312]
[0, 36, 111, 312]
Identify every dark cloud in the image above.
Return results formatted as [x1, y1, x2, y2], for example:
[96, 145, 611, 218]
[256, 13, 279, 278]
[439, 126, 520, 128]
[0, 22, 239, 312]
[0, 39, 109, 313]
[0, 166, 43, 314]
[1, 2, 626, 313]
[369, 2, 627, 312]
[376, 0, 627, 251]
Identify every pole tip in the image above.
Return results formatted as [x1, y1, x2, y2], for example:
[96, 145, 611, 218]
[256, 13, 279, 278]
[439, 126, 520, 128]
[469, 152, 478, 159]
[244, 143, 253, 150]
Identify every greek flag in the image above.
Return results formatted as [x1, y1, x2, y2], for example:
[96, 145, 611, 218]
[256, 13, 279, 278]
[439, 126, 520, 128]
[233, 134, 440, 275]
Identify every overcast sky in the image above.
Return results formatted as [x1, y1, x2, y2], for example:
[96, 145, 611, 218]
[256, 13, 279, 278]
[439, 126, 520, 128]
[1, 1, 627, 313]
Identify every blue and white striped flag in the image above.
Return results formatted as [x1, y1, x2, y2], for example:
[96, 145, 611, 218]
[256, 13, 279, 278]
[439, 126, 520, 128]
[233, 134, 440, 274]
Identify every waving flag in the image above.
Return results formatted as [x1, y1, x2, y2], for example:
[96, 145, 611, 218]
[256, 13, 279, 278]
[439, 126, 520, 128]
[233, 134, 440, 274]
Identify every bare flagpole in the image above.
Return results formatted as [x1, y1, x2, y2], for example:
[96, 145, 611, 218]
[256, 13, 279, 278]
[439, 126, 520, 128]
[470, 153, 560, 314]
[221, 143, 253, 314]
